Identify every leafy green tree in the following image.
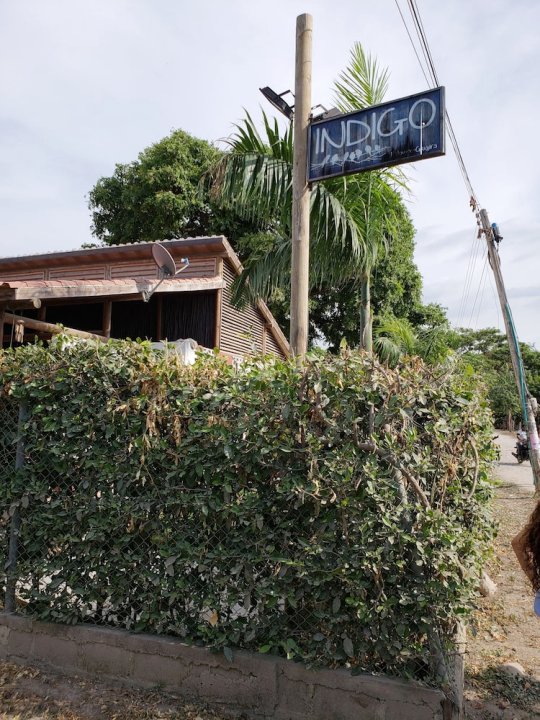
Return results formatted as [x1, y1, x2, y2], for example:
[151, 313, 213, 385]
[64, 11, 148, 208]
[448, 327, 540, 428]
[210, 44, 409, 351]
[87, 46, 428, 354]
[88, 129, 254, 245]
[309, 200, 423, 349]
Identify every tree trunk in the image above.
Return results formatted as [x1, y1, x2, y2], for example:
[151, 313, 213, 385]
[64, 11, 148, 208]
[359, 272, 372, 353]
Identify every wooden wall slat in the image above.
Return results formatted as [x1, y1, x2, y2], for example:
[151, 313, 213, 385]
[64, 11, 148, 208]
[49, 267, 106, 280]
[219, 261, 285, 358]
[110, 258, 217, 280]
[0, 270, 45, 281]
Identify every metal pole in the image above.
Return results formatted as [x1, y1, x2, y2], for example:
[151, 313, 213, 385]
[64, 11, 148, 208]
[479, 209, 540, 491]
[290, 13, 312, 357]
[5, 401, 28, 612]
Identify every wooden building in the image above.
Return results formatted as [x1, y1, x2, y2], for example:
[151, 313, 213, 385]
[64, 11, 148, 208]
[0, 236, 289, 358]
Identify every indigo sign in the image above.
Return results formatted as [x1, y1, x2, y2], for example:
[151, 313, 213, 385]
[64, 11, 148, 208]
[308, 87, 445, 182]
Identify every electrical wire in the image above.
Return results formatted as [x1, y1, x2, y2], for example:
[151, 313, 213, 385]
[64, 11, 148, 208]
[456, 228, 483, 326]
[392, 0, 431, 87]
[467, 252, 488, 328]
[394, 0, 486, 332]
[394, 0, 478, 204]
[474, 255, 490, 329]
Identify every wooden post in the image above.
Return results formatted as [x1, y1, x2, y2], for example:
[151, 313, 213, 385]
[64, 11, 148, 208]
[2, 312, 108, 342]
[480, 209, 540, 491]
[155, 296, 163, 342]
[102, 300, 112, 339]
[214, 258, 223, 349]
[290, 13, 312, 357]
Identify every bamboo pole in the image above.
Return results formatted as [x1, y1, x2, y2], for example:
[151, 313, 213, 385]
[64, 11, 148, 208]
[3, 312, 107, 342]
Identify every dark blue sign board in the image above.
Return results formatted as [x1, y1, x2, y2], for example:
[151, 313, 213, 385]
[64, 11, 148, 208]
[308, 87, 445, 182]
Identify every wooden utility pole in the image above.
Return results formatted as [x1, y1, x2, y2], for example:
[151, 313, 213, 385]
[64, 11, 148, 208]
[290, 13, 312, 357]
[479, 208, 540, 491]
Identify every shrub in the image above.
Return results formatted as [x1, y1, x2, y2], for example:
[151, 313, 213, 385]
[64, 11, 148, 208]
[0, 339, 497, 678]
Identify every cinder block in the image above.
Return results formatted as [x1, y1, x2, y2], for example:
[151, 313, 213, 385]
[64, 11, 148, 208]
[79, 642, 134, 679]
[71, 624, 127, 648]
[132, 652, 190, 687]
[181, 662, 277, 713]
[0, 626, 9, 658]
[274, 663, 445, 720]
[7, 628, 34, 659]
[32, 633, 78, 671]
[0, 612, 32, 631]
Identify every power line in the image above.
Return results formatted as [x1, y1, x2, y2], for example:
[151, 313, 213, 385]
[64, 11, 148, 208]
[468, 251, 488, 328]
[456, 227, 484, 326]
[394, 0, 478, 204]
[407, 0, 439, 85]
[392, 0, 431, 86]
[394, 0, 484, 332]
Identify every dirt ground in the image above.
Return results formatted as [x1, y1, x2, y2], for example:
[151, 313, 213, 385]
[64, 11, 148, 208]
[464, 431, 540, 719]
[0, 431, 539, 720]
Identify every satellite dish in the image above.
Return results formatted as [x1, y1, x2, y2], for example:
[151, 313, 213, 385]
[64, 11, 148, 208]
[142, 243, 190, 302]
[152, 243, 177, 277]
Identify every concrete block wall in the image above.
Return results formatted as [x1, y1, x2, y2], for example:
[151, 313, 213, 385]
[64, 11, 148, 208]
[0, 613, 448, 719]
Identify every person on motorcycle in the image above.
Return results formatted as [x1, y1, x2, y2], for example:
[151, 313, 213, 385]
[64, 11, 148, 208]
[513, 429, 529, 462]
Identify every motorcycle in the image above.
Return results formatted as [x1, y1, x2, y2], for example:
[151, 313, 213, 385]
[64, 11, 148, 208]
[512, 435, 529, 464]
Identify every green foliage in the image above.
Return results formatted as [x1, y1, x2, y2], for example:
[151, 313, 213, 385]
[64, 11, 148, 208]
[334, 43, 389, 110]
[373, 310, 452, 367]
[88, 129, 254, 245]
[0, 341, 496, 679]
[210, 44, 417, 350]
[449, 327, 540, 427]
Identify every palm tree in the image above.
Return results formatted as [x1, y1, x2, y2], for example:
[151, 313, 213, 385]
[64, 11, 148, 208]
[374, 315, 452, 366]
[209, 43, 406, 350]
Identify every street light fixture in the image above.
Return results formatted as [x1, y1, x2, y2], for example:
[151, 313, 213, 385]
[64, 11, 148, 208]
[259, 87, 295, 120]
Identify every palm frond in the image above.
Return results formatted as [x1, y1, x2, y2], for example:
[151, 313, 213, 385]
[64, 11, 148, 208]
[375, 316, 417, 355]
[210, 111, 293, 229]
[417, 324, 452, 364]
[334, 42, 389, 112]
[230, 236, 291, 308]
[374, 336, 403, 366]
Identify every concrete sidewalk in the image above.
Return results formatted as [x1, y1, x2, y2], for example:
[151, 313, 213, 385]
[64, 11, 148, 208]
[494, 430, 535, 494]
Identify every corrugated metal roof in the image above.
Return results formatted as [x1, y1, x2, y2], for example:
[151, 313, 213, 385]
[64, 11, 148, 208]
[1, 277, 223, 289]
[0, 277, 224, 303]
[0, 236, 226, 263]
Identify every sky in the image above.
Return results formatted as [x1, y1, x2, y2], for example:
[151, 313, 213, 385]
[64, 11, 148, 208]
[1, 0, 539, 346]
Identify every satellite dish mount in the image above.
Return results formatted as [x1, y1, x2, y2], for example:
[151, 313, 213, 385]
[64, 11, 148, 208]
[142, 244, 189, 302]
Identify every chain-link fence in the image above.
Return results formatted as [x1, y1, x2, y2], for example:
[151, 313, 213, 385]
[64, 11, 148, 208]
[0, 345, 495, 718]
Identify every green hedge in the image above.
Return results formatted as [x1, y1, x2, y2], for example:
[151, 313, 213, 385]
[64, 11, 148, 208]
[0, 339, 497, 678]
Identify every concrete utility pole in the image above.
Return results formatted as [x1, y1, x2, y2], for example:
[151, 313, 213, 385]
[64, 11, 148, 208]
[289, 13, 312, 357]
[479, 208, 540, 491]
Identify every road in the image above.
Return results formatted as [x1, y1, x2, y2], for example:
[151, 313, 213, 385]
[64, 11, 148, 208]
[494, 430, 536, 493]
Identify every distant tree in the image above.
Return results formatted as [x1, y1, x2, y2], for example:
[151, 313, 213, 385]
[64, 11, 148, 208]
[309, 201, 424, 349]
[88, 129, 256, 245]
[448, 327, 540, 428]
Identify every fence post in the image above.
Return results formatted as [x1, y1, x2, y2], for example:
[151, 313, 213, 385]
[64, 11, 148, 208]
[5, 401, 28, 613]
